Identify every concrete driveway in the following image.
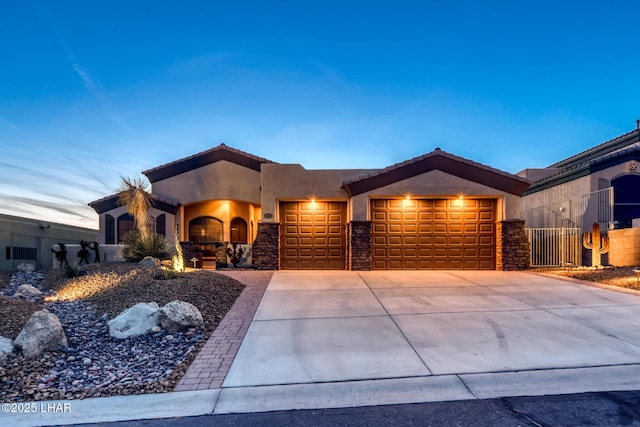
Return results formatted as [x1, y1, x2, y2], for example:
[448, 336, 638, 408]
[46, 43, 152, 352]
[218, 270, 640, 413]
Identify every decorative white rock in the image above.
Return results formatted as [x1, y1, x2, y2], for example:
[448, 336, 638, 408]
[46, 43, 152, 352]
[107, 302, 161, 339]
[14, 310, 67, 359]
[158, 300, 204, 333]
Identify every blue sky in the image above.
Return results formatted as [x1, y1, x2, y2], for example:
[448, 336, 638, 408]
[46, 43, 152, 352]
[2, 1, 639, 229]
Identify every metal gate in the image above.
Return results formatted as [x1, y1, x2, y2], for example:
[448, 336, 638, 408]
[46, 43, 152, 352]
[525, 228, 582, 267]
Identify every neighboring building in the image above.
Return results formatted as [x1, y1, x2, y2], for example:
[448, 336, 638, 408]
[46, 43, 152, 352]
[519, 124, 640, 232]
[90, 144, 531, 270]
[0, 214, 98, 271]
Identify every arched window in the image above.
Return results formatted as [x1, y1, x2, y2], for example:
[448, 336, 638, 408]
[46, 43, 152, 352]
[612, 174, 640, 228]
[156, 214, 166, 236]
[230, 217, 248, 244]
[189, 217, 223, 242]
[117, 213, 135, 243]
[105, 214, 115, 244]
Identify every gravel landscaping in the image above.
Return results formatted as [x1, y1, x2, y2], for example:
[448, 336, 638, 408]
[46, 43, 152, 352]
[539, 266, 640, 290]
[0, 263, 244, 402]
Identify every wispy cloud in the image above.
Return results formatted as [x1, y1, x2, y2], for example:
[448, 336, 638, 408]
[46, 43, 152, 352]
[0, 116, 38, 140]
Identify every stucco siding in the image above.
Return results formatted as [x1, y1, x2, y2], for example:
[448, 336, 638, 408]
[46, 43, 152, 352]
[350, 170, 518, 221]
[260, 164, 370, 221]
[151, 160, 262, 205]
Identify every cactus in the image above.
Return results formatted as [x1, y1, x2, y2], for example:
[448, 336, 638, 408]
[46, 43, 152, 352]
[583, 223, 609, 267]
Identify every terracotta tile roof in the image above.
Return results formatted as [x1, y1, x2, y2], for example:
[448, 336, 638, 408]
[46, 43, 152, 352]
[342, 148, 532, 197]
[549, 128, 640, 169]
[143, 144, 276, 183]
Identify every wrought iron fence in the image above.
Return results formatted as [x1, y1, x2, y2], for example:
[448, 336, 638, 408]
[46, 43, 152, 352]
[525, 228, 582, 267]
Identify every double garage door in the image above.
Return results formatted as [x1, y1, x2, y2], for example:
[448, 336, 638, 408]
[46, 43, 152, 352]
[371, 198, 496, 270]
[280, 198, 496, 270]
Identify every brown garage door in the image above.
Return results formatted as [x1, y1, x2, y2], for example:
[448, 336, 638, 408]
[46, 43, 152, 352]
[371, 198, 496, 270]
[280, 201, 347, 269]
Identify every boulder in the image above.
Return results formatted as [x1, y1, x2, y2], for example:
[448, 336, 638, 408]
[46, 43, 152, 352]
[158, 300, 204, 333]
[13, 284, 43, 299]
[108, 302, 160, 339]
[139, 256, 161, 267]
[14, 310, 67, 359]
[0, 336, 14, 360]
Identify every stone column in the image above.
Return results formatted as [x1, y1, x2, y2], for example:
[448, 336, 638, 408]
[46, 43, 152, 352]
[496, 219, 530, 271]
[252, 222, 280, 270]
[348, 221, 372, 271]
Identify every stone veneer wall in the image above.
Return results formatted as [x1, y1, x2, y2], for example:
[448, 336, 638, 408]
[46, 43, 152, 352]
[348, 221, 372, 271]
[496, 219, 530, 271]
[608, 227, 640, 266]
[252, 222, 279, 270]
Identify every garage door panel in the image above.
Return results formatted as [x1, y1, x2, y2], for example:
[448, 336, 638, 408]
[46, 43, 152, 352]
[388, 224, 402, 233]
[280, 201, 346, 270]
[479, 236, 494, 245]
[372, 198, 496, 270]
[479, 224, 494, 233]
[434, 235, 447, 245]
[449, 235, 463, 245]
[449, 223, 463, 233]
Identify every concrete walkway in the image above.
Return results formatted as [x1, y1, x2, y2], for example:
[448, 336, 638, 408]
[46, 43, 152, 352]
[8, 270, 640, 426]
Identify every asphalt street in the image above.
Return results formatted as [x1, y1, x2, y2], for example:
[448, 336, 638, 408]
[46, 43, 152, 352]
[67, 390, 640, 427]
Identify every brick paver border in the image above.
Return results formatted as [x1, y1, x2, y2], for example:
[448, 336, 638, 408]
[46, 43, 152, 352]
[174, 271, 273, 391]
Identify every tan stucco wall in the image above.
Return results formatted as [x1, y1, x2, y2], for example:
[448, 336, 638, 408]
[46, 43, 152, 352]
[349, 169, 519, 221]
[608, 227, 640, 266]
[151, 160, 262, 205]
[260, 164, 370, 221]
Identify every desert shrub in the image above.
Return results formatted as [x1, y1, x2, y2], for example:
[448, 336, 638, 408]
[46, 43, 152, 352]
[121, 231, 171, 262]
[64, 263, 85, 278]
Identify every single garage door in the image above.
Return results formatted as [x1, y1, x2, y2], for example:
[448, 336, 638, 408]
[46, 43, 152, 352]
[280, 201, 347, 269]
[371, 198, 496, 270]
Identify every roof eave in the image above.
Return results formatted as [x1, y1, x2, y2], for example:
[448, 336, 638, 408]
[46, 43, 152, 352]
[343, 153, 531, 197]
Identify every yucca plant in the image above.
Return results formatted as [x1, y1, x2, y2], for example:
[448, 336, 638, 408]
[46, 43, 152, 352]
[118, 176, 153, 241]
[121, 230, 171, 262]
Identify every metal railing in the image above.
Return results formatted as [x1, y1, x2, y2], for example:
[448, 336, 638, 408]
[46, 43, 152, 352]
[525, 228, 582, 267]
[521, 187, 613, 232]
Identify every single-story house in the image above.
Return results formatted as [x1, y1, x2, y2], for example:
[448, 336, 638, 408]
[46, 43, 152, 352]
[89, 144, 532, 271]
